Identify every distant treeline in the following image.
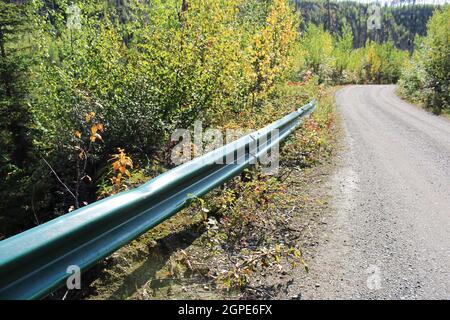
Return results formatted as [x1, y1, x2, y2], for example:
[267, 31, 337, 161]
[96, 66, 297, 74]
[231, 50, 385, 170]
[292, 0, 440, 51]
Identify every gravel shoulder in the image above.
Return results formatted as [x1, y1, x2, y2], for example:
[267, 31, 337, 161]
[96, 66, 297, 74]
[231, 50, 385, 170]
[285, 85, 450, 300]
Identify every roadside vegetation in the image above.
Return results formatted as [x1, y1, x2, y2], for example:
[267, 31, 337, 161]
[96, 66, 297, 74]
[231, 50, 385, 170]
[298, 23, 408, 85]
[1, 0, 301, 237]
[398, 5, 450, 115]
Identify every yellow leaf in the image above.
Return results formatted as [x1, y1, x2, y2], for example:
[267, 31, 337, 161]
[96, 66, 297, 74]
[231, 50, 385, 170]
[85, 112, 96, 122]
[112, 161, 120, 171]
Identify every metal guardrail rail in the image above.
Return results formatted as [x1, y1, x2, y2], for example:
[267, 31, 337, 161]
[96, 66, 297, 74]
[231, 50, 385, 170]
[0, 100, 316, 300]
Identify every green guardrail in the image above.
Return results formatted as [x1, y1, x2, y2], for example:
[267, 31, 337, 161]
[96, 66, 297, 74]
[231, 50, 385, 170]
[0, 100, 316, 300]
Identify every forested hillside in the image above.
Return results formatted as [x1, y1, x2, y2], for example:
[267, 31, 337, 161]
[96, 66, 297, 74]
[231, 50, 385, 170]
[293, 0, 439, 51]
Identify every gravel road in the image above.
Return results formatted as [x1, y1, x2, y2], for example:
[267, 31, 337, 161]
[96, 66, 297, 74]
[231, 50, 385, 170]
[297, 85, 450, 300]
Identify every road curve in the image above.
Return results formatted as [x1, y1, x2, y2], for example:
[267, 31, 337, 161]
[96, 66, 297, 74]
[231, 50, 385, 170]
[302, 85, 450, 299]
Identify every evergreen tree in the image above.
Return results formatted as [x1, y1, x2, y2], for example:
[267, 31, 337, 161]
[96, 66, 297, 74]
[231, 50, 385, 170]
[0, 1, 32, 169]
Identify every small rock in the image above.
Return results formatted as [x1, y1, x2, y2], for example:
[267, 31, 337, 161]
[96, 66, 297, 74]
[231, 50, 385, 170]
[290, 294, 302, 300]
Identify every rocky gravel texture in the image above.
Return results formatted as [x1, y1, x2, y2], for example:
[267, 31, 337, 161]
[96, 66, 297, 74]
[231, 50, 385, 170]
[285, 85, 450, 300]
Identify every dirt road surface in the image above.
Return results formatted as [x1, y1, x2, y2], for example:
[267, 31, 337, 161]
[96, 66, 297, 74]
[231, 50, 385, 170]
[293, 85, 450, 299]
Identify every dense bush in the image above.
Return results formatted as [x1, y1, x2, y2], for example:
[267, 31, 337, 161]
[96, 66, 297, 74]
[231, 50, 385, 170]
[399, 6, 450, 114]
[0, 0, 299, 237]
[298, 23, 335, 84]
[297, 23, 408, 85]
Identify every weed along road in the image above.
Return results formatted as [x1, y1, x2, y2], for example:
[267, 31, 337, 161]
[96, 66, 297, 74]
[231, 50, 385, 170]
[300, 85, 450, 299]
